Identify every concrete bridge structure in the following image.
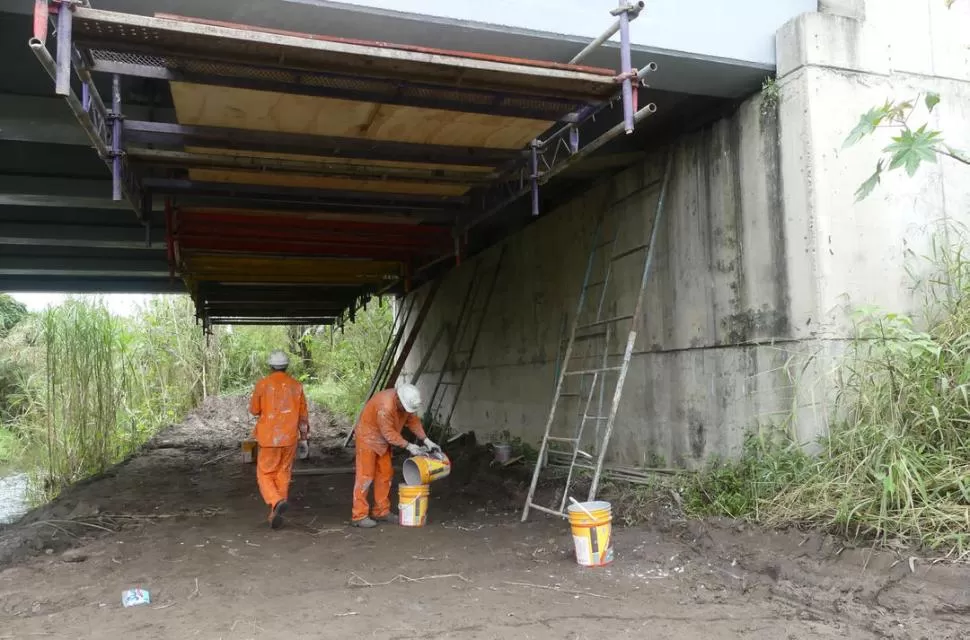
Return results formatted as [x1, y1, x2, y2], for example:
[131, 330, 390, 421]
[2, 0, 968, 464]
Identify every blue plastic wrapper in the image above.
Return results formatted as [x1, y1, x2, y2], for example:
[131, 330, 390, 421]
[121, 588, 151, 608]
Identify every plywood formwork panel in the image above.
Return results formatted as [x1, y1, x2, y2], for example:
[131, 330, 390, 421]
[169, 83, 552, 150]
[71, 9, 617, 101]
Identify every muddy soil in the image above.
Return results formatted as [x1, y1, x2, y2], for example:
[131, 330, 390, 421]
[0, 397, 968, 639]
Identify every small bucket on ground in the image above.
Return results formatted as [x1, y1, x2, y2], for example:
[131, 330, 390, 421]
[241, 439, 258, 464]
[398, 484, 430, 527]
[567, 500, 614, 567]
[402, 452, 451, 486]
[492, 443, 512, 464]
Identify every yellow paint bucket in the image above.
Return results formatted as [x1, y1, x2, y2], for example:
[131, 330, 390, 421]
[241, 439, 258, 464]
[567, 500, 614, 567]
[402, 452, 451, 486]
[398, 484, 430, 527]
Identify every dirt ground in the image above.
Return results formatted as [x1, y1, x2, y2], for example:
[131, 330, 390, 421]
[1, 397, 968, 639]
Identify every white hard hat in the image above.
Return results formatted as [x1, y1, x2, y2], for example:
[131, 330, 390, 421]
[267, 350, 289, 369]
[396, 383, 423, 414]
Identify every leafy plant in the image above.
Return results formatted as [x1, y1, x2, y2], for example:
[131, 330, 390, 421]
[760, 76, 779, 117]
[844, 94, 969, 201]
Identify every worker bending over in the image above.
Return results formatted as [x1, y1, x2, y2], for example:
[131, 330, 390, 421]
[352, 384, 440, 528]
[249, 350, 309, 529]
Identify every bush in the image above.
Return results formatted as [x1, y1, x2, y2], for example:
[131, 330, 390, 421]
[309, 300, 393, 419]
[690, 235, 970, 555]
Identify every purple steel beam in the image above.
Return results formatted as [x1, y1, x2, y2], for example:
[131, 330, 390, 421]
[124, 120, 522, 168]
[140, 177, 469, 210]
[461, 102, 657, 235]
[530, 140, 540, 217]
[55, 2, 72, 96]
[111, 74, 122, 201]
[88, 57, 593, 123]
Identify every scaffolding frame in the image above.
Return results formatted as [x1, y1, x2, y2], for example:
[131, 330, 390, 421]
[29, 0, 657, 324]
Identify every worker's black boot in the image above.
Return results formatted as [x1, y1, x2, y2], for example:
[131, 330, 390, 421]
[270, 499, 289, 529]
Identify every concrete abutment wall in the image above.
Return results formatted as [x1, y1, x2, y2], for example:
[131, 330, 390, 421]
[399, 0, 970, 467]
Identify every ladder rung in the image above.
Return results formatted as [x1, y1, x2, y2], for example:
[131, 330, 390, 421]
[584, 280, 606, 289]
[546, 436, 578, 443]
[573, 330, 607, 341]
[559, 393, 581, 397]
[583, 416, 608, 421]
[564, 366, 621, 376]
[611, 243, 649, 262]
[527, 503, 566, 518]
[577, 315, 634, 330]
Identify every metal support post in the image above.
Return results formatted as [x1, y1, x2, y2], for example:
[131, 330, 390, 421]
[55, 1, 72, 96]
[33, 0, 49, 43]
[616, 2, 636, 134]
[530, 140, 540, 216]
[110, 74, 123, 201]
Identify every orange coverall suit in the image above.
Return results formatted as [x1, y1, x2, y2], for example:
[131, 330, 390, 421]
[249, 371, 308, 518]
[353, 388, 427, 521]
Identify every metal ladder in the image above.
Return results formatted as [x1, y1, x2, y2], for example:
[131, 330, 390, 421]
[340, 297, 416, 447]
[423, 246, 506, 436]
[522, 153, 673, 521]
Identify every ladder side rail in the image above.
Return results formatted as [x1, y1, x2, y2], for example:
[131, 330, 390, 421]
[587, 152, 673, 500]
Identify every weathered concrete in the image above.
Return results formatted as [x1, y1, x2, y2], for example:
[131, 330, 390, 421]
[399, 0, 970, 467]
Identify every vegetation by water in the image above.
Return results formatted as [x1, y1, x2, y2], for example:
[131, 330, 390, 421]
[0, 294, 391, 496]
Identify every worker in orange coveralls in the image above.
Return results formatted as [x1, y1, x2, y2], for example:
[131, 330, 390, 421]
[352, 384, 441, 528]
[249, 350, 309, 529]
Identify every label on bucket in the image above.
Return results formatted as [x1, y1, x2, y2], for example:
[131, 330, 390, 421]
[399, 495, 427, 527]
[571, 521, 613, 567]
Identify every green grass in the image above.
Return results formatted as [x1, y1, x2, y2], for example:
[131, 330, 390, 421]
[0, 429, 23, 464]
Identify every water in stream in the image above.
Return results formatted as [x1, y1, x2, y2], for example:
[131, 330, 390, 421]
[0, 471, 30, 524]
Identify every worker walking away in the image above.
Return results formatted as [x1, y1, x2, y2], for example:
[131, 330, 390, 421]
[249, 350, 309, 529]
[352, 384, 441, 528]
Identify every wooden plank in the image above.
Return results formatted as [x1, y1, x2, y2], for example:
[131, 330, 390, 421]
[291, 466, 355, 476]
[170, 83, 551, 150]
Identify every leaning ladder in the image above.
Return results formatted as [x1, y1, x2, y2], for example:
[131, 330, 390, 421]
[521, 153, 673, 521]
[423, 246, 507, 435]
[340, 297, 416, 447]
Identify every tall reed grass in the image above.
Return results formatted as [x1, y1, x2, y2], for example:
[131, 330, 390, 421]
[689, 231, 970, 556]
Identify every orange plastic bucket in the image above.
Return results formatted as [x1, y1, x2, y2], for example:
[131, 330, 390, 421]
[402, 452, 451, 486]
[567, 500, 613, 567]
[398, 484, 430, 527]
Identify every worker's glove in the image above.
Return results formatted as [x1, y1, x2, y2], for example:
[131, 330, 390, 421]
[405, 443, 425, 457]
[423, 438, 442, 455]
[297, 440, 309, 460]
